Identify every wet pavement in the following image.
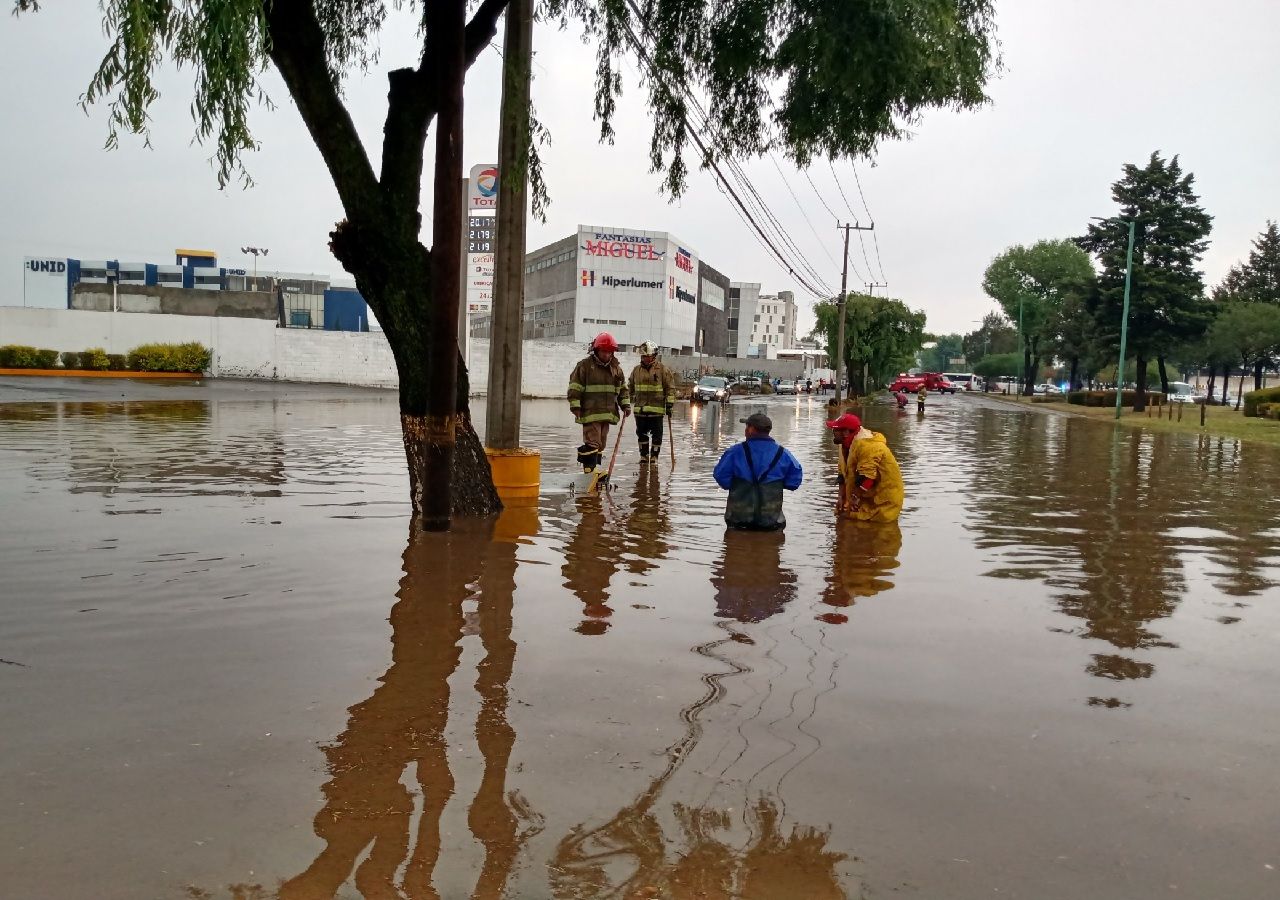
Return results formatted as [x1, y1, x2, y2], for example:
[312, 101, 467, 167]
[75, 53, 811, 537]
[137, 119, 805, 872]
[1, 377, 1279, 899]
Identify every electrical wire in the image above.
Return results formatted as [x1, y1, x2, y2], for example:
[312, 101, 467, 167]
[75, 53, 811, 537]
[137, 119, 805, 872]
[851, 162, 888, 281]
[620, 0, 835, 300]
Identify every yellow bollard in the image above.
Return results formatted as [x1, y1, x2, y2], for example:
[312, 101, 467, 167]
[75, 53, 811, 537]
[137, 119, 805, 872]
[485, 447, 541, 507]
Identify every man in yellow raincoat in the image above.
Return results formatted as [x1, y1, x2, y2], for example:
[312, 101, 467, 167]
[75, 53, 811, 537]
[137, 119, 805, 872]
[826, 413, 904, 522]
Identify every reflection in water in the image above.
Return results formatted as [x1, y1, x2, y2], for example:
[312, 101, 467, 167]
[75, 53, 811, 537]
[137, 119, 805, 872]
[277, 517, 538, 900]
[550, 621, 846, 900]
[562, 495, 626, 635]
[622, 467, 672, 576]
[711, 530, 796, 623]
[821, 521, 903, 617]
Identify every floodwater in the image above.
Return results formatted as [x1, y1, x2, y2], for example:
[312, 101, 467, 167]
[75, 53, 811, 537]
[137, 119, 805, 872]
[2, 378, 1279, 900]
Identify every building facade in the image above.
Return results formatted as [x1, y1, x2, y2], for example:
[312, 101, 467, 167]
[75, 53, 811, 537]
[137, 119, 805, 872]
[472, 225, 729, 355]
[696, 260, 731, 357]
[16, 250, 369, 331]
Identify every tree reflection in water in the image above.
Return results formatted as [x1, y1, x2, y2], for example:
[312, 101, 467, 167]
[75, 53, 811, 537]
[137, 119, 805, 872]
[276, 514, 541, 900]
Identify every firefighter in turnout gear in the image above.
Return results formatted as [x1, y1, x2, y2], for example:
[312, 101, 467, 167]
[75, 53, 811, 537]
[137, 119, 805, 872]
[627, 341, 676, 463]
[568, 333, 631, 472]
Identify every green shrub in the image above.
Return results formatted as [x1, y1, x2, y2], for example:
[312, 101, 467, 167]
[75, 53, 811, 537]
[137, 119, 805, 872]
[1080, 389, 1165, 408]
[1031, 394, 1064, 403]
[60, 351, 80, 369]
[107, 354, 127, 371]
[1066, 391, 1088, 405]
[0, 345, 57, 368]
[1243, 386, 1280, 417]
[81, 347, 110, 371]
[126, 342, 211, 373]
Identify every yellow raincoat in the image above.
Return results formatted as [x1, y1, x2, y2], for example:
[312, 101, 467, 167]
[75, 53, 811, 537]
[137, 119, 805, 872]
[838, 431, 904, 523]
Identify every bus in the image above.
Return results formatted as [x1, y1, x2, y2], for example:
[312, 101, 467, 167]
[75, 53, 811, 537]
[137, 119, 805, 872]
[943, 372, 979, 391]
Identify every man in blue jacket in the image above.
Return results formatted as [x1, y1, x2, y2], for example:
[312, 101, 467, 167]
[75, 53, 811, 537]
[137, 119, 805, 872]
[713, 413, 804, 530]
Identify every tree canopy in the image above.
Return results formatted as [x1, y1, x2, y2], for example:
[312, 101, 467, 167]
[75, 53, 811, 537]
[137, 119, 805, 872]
[814, 293, 926, 393]
[982, 238, 1094, 394]
[1077, 152, 1213, 408]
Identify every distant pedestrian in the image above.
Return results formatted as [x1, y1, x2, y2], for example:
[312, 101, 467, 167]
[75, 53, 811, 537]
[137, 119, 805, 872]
[917, 385, 927, 414]
[713, 413, 803, 530]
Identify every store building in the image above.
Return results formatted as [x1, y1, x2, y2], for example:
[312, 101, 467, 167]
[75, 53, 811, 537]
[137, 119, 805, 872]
[470, 225, 729, 355]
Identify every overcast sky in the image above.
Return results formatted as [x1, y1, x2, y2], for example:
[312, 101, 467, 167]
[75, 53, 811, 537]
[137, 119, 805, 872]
[2, 1, 1277, 339]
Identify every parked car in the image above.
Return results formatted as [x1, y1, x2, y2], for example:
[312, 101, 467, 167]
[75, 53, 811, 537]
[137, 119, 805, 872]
[692, 376, 730, 403]
[737, 376, 762, 393]
[1033, 383, 1063, 395]
[775, 380, 798, 395]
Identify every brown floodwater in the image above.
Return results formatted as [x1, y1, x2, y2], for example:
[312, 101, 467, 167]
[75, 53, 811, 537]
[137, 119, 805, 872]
[1, 378, 1278, 899]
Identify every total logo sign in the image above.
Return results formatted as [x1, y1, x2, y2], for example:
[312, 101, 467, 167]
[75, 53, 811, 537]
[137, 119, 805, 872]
[467, 163, 499, 212]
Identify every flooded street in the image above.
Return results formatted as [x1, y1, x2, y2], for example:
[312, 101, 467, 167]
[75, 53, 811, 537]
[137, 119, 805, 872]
[2, 378, 1279, 899]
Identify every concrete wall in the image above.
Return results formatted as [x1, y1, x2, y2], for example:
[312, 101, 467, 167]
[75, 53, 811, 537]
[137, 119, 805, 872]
[0, 307, 806, 394]
[0, 307, 275, 377]
[72, 284, 278, 320]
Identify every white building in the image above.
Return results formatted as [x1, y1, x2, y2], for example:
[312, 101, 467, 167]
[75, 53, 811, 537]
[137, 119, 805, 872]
[729, 284, 798, 358]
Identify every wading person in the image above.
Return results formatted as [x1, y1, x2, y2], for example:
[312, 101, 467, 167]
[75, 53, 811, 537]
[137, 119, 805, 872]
[568, 333, 630, 473]
[917, 384, 928, 414]
[627, 340, 676, 464]
[713, 413, 803, 530]
[827, 413, 904, 523]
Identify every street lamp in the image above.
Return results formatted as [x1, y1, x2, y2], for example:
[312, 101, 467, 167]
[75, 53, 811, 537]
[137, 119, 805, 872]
[240, 246, 269, 280]
[1090, 217, 1137, 420]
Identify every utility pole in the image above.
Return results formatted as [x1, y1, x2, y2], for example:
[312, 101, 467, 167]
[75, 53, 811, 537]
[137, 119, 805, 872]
[487, 0, 533, 451]
[833, 222, 875, 404]
[865, 281, 888, 296]
[483, 0, 540, 504]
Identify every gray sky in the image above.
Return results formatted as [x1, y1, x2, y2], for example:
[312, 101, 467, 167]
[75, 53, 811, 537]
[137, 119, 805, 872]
[2, 1, 1277, 339]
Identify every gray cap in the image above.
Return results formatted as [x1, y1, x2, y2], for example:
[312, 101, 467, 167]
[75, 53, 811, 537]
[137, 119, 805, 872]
[739, 412, 773, 431]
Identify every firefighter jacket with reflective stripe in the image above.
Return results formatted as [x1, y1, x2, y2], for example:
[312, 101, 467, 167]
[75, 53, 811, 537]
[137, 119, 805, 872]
[628, 361, 677, 416]
[568, 354, 630, 425]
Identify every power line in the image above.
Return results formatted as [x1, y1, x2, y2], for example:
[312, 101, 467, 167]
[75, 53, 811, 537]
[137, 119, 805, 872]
[769, 154, 841, 272]
[851, 162, 888, 281]
[803, 169, 841, 223]
[828, 158, 860, 223]
[617, 3, 834, 300]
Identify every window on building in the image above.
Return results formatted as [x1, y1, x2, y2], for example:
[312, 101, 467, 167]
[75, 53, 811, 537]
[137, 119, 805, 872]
[753, 314, 760, 322]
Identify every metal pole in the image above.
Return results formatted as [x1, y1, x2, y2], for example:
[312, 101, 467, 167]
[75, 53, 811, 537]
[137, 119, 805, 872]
[486, 0, 533, 450]
[1017, 296, 1024, 397]
[834, 223, 850, 404]
[1115, 219, 1136, 420]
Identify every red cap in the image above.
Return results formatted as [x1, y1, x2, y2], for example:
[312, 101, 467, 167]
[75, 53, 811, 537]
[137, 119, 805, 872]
[825, 413, 861, 431]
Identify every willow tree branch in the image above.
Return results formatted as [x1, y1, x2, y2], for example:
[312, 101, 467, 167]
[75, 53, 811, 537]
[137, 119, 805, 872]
[265, 0, 380, 223]
[379, 0, 511, 216]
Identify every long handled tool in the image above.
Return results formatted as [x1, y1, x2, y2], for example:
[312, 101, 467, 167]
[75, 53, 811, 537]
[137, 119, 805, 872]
[590, 418, 626, 492]
[667, 411, 676, 468]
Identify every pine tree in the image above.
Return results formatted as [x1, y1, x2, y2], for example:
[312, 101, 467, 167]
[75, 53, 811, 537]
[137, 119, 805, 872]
[1078, 152, 1213, 410]
[1216, 221, 1280, 388]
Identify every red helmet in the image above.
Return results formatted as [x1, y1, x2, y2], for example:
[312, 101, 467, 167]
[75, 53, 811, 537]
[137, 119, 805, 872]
[591, 332, 619, 352]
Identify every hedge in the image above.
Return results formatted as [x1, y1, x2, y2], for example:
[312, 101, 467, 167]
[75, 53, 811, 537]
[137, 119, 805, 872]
[0, 345, 59, 368]
[107, 354, 127, 371]
[126, 342, 211, 373]
[1243, 386, 1280, 418]
[81, 347, 110, 371]
[1069, 390, 1167, 408]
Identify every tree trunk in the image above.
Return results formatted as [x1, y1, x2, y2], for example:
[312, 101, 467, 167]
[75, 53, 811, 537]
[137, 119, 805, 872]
[1254, 359, 1264, 391]
[1237, 358, 1248, 410]
[1068, 357, 1080, 392]
[1157, 356, 1170, 394]
[1206, 364, 1216, 403]
[1221, 367, 1231, 405]
[1133, 354, 1148, 412]
[1022, 346, 1034, 395]
[417, 0, 468, 531]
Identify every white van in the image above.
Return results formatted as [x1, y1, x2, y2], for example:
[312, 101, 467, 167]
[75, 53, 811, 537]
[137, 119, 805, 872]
[1167, 381, 1204, 403]
[943, 372, 978, 391]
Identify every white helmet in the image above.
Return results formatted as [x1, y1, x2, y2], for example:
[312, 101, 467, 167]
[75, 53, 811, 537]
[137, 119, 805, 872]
[638, 341, 659, 357]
